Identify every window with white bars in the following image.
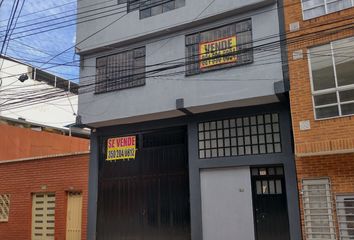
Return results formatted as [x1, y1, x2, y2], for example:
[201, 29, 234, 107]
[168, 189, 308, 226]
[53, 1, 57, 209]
[198, 113, 281, 159]
[336, 195, 354, 240]
[0, 194, 10, 222]
[301, 0, 354, 20]
[308, 37, 354, 119]
[302, 179, 336, 240]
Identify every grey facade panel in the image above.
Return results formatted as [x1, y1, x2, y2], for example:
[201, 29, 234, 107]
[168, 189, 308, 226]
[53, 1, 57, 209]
[76, 0, 277, 53]
[200, 167, 255, 240]
[78, 6, 283, 126]
[88, 103, 301, 240]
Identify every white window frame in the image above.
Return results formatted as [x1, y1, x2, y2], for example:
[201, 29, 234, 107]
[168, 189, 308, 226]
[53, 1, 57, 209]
[302, 178, 336, 240]
[308, 37, 354, 120]
[336, 194, 354, 240]
[301, 0, 354, 20]
[0, 194, 10, 222]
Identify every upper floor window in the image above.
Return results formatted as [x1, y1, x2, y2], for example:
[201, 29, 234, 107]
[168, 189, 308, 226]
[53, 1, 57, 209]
[302, 0, 354, 20]
[126, 0, 185, 18]
[185, 19, 253, 76]
[140, 0, 185, 18]
[95, 47, 145, 94]
[308, 37, 354, 119]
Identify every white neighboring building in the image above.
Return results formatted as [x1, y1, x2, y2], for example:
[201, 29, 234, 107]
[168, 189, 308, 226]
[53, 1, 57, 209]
[0, 56, 78, 129]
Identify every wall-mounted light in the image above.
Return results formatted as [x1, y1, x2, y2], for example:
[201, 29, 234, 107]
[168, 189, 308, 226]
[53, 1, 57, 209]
[18, 73, 29, 82]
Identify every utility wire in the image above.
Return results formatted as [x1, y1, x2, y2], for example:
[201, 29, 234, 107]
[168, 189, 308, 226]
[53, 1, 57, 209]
[1, 18, 354, 99]
[1, 0, 351, 78]
[0, 0, 115, 24]
[4, 0, 353, 75]
[1, 1, 352, 109]
[2, 16, 354, 85]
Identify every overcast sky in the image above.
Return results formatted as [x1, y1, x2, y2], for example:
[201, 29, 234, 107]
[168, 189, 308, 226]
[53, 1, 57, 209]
[0, 0, 79, 81]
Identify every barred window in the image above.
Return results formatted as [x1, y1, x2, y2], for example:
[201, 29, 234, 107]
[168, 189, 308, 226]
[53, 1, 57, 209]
[95, 47, 146, 94]
[185, 19, 253, 76]
[309, 37, 354, 119]
[302, 179, 336, 240]
[126, 0, 185, 17]
[140, 0, 185, 18]
[198, 113, 281, 159]
[336, 195, 354, 240]
[0, 194, 10, 222]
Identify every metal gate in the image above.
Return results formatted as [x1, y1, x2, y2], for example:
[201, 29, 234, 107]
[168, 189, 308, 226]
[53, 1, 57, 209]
[66, 192, 83, 240]
[97, 127, 191, 240]
[251, 166, 290, 240]
[32, 193, 56, 240]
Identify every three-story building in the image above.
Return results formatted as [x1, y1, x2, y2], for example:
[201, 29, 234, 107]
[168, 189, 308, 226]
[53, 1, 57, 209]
[284, 0, 354, 239]
[76, 0, 302, 239]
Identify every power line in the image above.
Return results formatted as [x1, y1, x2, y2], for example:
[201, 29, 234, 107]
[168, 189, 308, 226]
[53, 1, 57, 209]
[2, 0, 172, 39]
[2, 0, 352, 79]
[0, 0, 354, 109]
[2, 43, 353, 111]
[1, 18, 354, 95]
[0, 2, 123, 35]
[0, 0, 115, 24]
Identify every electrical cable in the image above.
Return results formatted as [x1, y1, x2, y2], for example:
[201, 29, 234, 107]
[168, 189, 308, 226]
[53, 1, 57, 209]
[1, 0, 352, 78]
[1, 19, 354, 98]
[1, 0, 352, 109]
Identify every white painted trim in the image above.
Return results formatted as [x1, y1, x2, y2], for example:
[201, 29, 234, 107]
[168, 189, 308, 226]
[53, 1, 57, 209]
[0, 151, 90, 164]
[296, 148, 354, 157]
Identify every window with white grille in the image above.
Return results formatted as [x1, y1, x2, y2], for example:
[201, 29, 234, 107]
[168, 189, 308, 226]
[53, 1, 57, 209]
[198, 113, 281, 159]
[308, 37, 354, 119]
[32, 193, 56, 240]
[0, 194, 10, 222]
[302, 179, 336, 240]
[301, 0, 354, 20]
[336, 195, 354, 240]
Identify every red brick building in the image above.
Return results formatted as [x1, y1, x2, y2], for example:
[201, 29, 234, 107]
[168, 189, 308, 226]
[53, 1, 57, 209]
[284, 0, 354, 239]
[0, 118, 89, 240]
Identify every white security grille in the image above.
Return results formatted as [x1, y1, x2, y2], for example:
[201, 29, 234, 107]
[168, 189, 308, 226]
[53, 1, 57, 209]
[0, 194, 10, 222]
[302, 179, 336, 240]
[336, 195, 354, 240]
[32, 193, 56, 240]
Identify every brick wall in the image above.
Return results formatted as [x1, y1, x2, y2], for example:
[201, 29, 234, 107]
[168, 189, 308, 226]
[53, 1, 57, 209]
[0, 124, 89, 161]
[283, 1, 354, 239]
[283, 0, 354, 155]
[0, 153, 89, 240]
[296, 153, 354, 239]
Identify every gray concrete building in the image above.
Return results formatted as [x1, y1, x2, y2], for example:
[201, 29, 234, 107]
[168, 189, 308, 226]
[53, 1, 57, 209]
[76, 0, 301, 239]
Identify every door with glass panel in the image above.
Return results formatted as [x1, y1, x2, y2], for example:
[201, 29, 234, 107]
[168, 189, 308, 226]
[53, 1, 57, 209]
[251, 166, 290, 240]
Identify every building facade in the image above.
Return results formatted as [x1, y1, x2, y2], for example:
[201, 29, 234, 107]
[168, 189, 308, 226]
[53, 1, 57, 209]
[0, 56, 79, 129]
[76, 0, 302, 239]
[0, 119, 90, 240]
[284, 1, 354, 239]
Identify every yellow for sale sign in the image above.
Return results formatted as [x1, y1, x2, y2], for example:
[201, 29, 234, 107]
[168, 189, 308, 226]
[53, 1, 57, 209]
[199, 36, 237, 69]
[106, 136, 136, 161]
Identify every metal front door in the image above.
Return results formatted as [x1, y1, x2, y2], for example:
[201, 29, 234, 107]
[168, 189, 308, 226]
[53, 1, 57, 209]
[251, 167, 290, 240]
[97, 127, 191, 240]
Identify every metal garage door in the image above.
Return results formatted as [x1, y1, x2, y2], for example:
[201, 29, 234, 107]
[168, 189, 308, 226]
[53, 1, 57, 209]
[97, 127, 191, 240]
